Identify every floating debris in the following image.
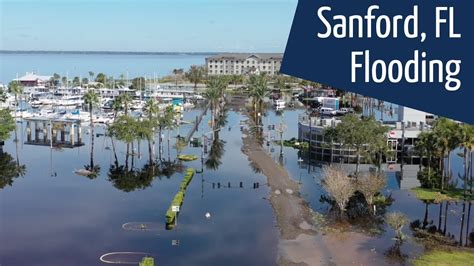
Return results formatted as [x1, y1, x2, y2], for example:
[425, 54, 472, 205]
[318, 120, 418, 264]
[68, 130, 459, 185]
[99, 252, 151, 264]
[73, 169, 93, 176]
[122, 222, 161, 232]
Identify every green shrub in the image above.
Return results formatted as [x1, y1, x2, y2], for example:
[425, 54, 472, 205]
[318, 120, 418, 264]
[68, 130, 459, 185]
[417, 168, 442, 189]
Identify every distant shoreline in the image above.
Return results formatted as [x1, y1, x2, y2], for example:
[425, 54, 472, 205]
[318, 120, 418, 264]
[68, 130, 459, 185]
[0, 50, 218, 56]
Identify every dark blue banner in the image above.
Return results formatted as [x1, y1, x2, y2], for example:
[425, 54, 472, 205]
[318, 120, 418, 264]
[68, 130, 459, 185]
[281, 0, 473, 124]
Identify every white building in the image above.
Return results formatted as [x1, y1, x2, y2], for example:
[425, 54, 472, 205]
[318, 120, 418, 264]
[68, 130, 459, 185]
[206, 53, 283, 76]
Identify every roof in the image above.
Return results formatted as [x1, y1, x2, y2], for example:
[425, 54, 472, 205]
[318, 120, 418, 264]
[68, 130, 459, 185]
[206, 53, 283, 61]
[14, 73, 52, 82]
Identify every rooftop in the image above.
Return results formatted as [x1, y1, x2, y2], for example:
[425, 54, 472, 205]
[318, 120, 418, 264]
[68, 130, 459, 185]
[14, 73, 52, 82]
[206, 53, 283, 61]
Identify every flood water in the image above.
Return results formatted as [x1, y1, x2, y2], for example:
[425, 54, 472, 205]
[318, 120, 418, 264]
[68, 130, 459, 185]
[1, 105, 473, 265]
[0, 108, 278, 266]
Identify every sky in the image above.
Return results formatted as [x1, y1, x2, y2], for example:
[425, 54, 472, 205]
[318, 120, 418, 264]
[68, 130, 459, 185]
[0, 0, 297, 52]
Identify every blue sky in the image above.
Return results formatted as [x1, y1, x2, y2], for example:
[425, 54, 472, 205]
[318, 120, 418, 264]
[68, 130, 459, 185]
[0, 0, 297, 52]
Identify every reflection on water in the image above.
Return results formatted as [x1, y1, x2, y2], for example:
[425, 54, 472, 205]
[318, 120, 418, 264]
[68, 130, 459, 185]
[0, 149, 26, 189]
[1, 106, 472, 265]
[0, 109, 277, 266]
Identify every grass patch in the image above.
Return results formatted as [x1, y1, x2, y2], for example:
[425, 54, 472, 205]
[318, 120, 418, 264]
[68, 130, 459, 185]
[412, 250, 474, 266]
[410, 187, 471, 203]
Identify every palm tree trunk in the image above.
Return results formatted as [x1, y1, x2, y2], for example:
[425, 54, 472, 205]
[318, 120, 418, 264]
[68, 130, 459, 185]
[438, 202, 443, 232]
[464, 148, 468, 198]
[447, 150, 452, 185]
[90, 104, 94, 169]
[111, 137, 119, 167]
[148, 138, 153, 165]
[440, 151, 445, 191]
[459, 201, 466, 246]
[167, 129, 171, 162]
[131, 141, 135, 169]
[159, 128, 163, 161]
[125, 143, 130, 169]
[422, 202, 429, 229]
[466, 202, 471, 246]
[90, 127, 94, 169]
[470, 150, 473, 194]
[443, 202, 449, 235]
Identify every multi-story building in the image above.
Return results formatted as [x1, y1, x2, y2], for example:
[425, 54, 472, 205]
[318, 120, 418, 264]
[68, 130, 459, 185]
[298, 106, 431, 165]
[206, 53, 283, 76]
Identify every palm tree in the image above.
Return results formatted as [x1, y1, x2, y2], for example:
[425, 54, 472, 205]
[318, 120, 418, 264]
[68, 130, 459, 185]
[118, 93, 132, 116]
[143, 99, 160, 164]
[185, 65, 205, 89]
[8, 81, 23, 116]
[83, 90, 100, 172]
[204, 77, 225, 129]
[433, 118, 461, 191]
[61, 76, 68, 87]
[248, 74, 270, 125]
[88, 71, 95, 82]
[8, 81, 23, 166]
[415, 131, 438, 180]
[108, 115, 137, 169]
[172, 68, 184, 87]
[459, 124, 474, 197]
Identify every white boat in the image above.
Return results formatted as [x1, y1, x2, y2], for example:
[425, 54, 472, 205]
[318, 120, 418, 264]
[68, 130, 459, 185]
[64, 110, 91, 122]
[55, 95, 83, 107]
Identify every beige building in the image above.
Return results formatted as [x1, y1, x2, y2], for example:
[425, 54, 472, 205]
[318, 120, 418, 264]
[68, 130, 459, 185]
[206, 53, 283, 76]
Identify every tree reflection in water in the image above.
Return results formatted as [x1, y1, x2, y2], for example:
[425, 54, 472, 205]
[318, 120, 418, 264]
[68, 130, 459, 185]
[205, 131, 226, 171]
[0, 151, 26, 189]
[107, 159, 184, 192]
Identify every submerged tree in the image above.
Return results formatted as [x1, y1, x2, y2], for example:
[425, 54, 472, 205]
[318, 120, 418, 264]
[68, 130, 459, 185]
[357, 172, 386, 214]
[386, 211, 409, 242]
[83, 90, 101, 177]
[322, 165, 356, 217]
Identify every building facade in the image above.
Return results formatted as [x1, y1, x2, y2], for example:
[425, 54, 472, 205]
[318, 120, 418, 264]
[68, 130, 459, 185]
[298, 106, 431, 165]
[206, 53, 283, 76]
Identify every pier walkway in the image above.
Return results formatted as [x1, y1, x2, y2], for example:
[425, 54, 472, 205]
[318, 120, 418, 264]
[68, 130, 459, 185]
[185, 104, 209, 142]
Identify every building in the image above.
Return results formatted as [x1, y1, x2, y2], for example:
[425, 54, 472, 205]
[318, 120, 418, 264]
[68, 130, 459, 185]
[206, 53, 283, 76]
[13, 73, 52, 87]
[298, 106, 431, 165]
